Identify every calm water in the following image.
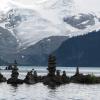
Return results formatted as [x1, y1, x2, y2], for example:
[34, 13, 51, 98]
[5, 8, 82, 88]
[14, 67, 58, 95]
[0, 66, 100, 100]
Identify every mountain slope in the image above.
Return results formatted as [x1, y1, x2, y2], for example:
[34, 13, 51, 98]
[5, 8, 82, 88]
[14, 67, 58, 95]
[54, 31, 100, 67]
[0, 58, 8, 66]
[0, 26, 18, 54]
[3, 36, 67, 65]
[0, 34, 67, 65]
[0, 0, 100, 65]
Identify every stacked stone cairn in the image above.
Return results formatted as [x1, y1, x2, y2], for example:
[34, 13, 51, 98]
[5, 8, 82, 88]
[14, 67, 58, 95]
[24, 69, 42, 84]
[7, 60, 23, 84]
[43, 54, 69, 86]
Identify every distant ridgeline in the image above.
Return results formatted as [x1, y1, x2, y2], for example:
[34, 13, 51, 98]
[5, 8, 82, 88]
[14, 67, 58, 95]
[0, 30, 100, 66]
[53, 30, 100, 67]
[0, 58, 8, 66]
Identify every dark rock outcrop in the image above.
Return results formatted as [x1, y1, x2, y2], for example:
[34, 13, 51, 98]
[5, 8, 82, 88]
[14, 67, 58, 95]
[24, 71, 36, 84]
[24, 70, 42, 84]
[71, 67, 100, 84]
[0, 73, 6, 82]
[61, 71, 70, 84]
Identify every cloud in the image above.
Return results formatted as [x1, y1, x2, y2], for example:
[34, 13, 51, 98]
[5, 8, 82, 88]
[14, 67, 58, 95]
[75, 0, 100, 13]
[13, 0, 50, 6]
[0, 0, 11, 12]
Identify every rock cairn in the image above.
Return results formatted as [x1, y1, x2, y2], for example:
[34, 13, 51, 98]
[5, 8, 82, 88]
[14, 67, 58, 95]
[43, 54, 69, 86]
[7, 60, 23, 84]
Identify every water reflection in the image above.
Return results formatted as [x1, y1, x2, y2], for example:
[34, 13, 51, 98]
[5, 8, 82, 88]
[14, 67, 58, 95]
[48, 88, 57, 99]
[0, 67, 100, 100]
[10, 84, 18, 93]
[0, 83, 100, 100]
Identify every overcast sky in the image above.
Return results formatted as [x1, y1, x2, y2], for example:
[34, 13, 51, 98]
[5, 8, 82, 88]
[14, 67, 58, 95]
[0, 0, 100, 12]
[13, 0, 100, 11]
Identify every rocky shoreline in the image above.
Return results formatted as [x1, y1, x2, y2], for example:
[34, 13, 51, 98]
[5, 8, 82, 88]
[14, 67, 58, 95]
[0, 55, 100, 87]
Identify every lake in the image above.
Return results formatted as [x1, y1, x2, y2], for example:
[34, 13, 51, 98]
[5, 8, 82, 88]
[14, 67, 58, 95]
[0, 66, 100, 100]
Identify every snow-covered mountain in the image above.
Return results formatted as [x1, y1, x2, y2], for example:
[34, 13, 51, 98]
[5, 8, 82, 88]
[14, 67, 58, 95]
[0, 0, 100, 65]
[0, 0, 100, 49]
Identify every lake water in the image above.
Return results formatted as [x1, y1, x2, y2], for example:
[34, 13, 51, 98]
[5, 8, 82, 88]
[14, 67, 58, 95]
[0, 66, 100, 100]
